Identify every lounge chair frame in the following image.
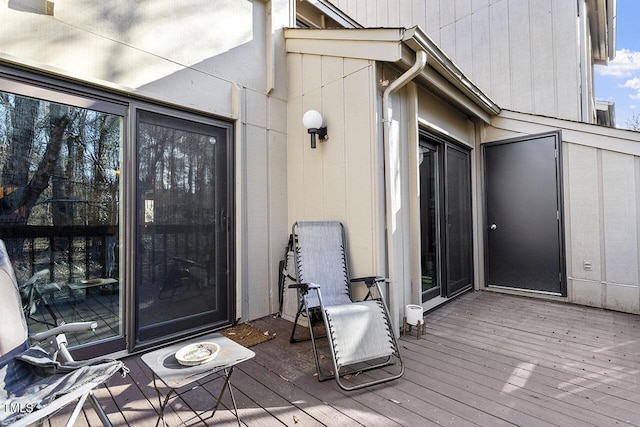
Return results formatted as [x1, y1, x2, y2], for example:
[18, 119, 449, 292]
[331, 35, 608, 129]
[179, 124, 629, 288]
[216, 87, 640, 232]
[288, 221, 404, 391]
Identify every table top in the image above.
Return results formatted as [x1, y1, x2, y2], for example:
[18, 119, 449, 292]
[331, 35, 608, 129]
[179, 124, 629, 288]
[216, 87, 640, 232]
[141, 332, 255, 389]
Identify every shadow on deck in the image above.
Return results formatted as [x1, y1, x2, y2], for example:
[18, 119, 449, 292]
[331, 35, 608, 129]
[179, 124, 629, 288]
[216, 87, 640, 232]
[46, 291, 640, 426]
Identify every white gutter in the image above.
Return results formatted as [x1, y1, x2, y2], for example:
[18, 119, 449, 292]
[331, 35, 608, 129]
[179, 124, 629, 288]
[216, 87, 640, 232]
[579, 0, 590, 122]
[608, 0, 617, 61]
[382, 49, 427, 335]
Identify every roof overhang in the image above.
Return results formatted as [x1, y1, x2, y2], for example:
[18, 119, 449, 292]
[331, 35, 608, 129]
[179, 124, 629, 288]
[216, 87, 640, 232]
[284, 26, 501, 123]
[587, 0, 616, 64]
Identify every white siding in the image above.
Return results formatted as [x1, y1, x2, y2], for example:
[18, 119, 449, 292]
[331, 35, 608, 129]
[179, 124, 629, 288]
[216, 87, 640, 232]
[424, 0, 441, 45]
[455, 14, 473, 77]
[530, 0, 556, 116]
[508, 0, 534, 113]
[554, 0, 581, 121]
[601, 151, 639, 313]
[566, 144, 602, 308]
[471, 6, 491, 91]
[332, 0, 582, 121]
[489, 0, 512, 108]
[0, 1, 275, 115]
[440, 0, 456, 26]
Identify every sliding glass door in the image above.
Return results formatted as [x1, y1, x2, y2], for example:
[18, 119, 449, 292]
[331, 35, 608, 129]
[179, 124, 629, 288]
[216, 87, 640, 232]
[0, 71, 237, 356]
[443, 145, 473, 297]
[135, 110, 233, 347]
[419, 133, 473, 302]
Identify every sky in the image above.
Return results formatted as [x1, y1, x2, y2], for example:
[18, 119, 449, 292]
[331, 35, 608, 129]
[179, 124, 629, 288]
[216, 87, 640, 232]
[594, 0, 640, 128]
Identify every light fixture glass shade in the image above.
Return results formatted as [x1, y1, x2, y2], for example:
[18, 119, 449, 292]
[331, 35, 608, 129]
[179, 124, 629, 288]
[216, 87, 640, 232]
[302, 110, 323, 129]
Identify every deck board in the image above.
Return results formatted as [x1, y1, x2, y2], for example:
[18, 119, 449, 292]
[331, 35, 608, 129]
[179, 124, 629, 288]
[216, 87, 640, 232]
[44, 291, 640, 426]
[412, 328, 640, 417]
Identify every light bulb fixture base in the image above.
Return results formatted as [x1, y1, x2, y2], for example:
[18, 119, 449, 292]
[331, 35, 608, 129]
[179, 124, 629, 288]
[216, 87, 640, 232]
[307, 127, 328, 149]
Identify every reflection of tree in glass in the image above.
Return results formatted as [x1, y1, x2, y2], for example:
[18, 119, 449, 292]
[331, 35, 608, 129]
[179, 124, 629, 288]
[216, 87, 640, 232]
[0, 92, 121, 258]
[0, 93, 120, 226]
[137, 120, 218, 225]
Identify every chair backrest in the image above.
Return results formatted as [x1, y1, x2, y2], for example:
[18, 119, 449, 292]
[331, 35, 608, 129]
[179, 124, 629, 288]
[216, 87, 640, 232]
[294, 221, 352, 308]
[0, 240, 29, 360]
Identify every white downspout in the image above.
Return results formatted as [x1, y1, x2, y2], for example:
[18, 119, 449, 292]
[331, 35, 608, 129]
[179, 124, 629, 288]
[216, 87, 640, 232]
[578, 0, 590, 123]
[382, 49, 427, 335]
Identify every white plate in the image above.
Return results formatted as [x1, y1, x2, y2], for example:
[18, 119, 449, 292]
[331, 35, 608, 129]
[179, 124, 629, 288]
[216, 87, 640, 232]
[175, 342, 220, 366]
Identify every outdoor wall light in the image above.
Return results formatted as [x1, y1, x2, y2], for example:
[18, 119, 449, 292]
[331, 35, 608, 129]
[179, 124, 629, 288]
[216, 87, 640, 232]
[302, 110, 327, 149]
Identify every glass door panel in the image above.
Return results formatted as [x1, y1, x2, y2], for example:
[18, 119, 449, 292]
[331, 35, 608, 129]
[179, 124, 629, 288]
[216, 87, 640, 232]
[444, 145, 473, 297]
[135, 110, 233, 346]
[0, 87, 124, 353]
[419, 143, 440, 303]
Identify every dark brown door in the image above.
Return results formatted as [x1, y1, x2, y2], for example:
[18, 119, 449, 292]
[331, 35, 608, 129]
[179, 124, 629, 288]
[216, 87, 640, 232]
[483, 132, 565, 295]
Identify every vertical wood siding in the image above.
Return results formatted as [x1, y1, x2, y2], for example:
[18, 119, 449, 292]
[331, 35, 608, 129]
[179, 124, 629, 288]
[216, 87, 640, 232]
[332, 0, 581, 121]
[287, 53, 380, 277]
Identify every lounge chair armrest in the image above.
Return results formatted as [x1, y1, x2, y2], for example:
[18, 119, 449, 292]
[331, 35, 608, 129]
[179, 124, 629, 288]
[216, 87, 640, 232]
[351, 276, 387, 302]
[29, 321, 97, 341]
[20, 269, 51, 289]
[350, 276, 385, 287]
[288, 282, 320, 293]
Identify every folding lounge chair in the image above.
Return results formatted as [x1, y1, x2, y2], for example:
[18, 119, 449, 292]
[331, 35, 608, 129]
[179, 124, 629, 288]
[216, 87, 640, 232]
[0, 240, 127, 427]
[289, 221, 404, 390]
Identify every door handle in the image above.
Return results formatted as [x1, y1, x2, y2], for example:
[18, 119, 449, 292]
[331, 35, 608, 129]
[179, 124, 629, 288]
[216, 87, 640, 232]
[219, 208, 226, 231]
[490, 224, 497, 230]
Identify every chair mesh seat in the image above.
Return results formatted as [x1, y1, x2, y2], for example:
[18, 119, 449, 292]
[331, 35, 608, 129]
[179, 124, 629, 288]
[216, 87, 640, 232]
[325, 300, 395, 368]
[0, 347, 125, 425]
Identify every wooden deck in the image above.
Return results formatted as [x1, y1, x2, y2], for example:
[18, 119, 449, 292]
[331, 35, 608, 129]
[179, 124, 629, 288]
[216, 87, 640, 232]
[47, 291, 640, 426]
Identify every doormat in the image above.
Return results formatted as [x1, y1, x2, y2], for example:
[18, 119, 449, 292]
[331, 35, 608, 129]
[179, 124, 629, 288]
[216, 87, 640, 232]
[220, 322, 275, 348]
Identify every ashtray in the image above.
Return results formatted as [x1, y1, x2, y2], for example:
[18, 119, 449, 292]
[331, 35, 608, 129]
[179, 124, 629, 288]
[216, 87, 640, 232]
[175, 342, 220, 366]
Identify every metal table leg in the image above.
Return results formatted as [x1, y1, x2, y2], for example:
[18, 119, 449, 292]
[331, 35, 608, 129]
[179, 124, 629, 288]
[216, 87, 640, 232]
[152, 367, 241, 427]
[209, 366, 241, 426]
[152, 372, 175, 427]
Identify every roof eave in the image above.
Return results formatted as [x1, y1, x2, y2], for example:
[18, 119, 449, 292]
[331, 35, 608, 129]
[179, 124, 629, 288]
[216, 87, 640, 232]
[284, 27, 501, 122]
[402, 26, 501, 119]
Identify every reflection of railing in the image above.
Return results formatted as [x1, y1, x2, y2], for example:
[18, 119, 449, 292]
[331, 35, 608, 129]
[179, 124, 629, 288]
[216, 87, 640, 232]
[0, 225, 118, 283]
[0, 225, 118, 238]
[139, 223, 219, 297]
